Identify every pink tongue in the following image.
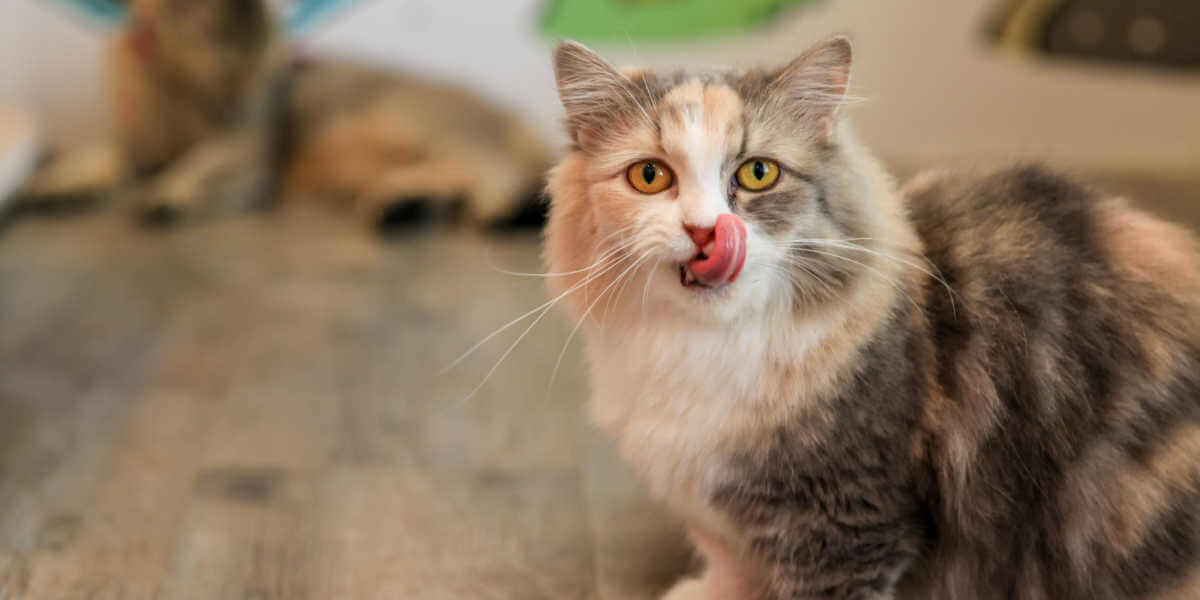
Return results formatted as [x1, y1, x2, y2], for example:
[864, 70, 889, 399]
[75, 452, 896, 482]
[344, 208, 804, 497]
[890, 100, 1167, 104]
[688, 214, 748, 286]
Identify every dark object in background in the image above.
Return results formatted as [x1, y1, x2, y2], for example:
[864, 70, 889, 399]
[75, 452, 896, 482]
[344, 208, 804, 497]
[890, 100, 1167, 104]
[986, 0, 1200, 69]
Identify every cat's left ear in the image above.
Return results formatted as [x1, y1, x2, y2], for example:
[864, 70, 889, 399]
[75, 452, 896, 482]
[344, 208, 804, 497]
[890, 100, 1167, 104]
[770, 36, 854, 141]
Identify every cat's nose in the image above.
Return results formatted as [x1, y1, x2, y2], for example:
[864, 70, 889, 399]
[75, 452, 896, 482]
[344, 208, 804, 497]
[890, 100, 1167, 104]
[684, 224, 715, 251]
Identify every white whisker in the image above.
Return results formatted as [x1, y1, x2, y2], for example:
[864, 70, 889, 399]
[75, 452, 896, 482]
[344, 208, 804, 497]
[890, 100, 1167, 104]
[640, 257, 663, 323]
[546, 251, 653, 396]
[441, 246, 633, 375]
[485, 243, 625, 279]
[458, 251, 638, 404]
[789, 247, 920, 310]
[784, 239, 957, 316]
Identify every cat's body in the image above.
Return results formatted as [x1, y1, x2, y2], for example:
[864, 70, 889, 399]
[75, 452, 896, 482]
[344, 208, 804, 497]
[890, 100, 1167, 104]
[38, 0, 549, 228]
[544, 38, 1199, 599]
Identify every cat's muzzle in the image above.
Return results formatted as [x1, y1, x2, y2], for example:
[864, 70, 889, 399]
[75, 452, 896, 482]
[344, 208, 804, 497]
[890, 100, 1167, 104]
[680, 213, 748, 288]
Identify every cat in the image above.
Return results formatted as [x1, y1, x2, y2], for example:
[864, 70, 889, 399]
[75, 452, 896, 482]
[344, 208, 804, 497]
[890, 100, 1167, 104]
[543, 37, 1200, 599]
[23, 0, 550, 230]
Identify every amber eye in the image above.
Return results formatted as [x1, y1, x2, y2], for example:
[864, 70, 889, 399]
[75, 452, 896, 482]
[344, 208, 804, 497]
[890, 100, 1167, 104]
[627, 160, 673, 195]
[735, 158, 781, 191]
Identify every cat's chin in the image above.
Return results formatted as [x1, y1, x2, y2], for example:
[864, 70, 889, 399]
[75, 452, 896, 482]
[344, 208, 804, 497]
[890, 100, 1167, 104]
[679, 264, 717, 289]
[677, 264, 732, 295]
[663, 264, 743, 317]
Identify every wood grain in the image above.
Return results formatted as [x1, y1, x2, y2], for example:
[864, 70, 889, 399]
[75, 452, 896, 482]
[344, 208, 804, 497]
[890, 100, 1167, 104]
[0, 208, 661, 599]
[1, 171, 1191, 598]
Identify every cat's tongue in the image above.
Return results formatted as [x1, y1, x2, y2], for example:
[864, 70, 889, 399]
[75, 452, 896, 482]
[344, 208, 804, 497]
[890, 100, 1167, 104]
[688, 214, 747, 287]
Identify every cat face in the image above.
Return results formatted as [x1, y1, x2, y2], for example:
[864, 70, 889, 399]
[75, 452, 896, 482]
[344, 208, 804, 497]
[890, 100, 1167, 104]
[128, 0, 270, 95]
[546, 38, 903, 324]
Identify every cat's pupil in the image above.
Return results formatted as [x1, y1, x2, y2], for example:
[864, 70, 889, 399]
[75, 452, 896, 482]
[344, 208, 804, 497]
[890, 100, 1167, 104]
[753, 161, 767, 180]
[642, 163, 657, 184]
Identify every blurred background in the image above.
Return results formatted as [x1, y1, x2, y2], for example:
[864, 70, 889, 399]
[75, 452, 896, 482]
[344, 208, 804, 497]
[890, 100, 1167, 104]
[0, 0, 1197, 598]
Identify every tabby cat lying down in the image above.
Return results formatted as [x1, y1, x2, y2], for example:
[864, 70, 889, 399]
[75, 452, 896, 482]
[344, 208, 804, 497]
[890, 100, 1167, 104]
[544, 37, 1200, 599]
[101, 0, 549, 229]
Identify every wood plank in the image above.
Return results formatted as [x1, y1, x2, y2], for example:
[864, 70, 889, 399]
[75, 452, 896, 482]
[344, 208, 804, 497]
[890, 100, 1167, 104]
[158, 467, 317, 600]
[0, 551, 28, 600]
[0, 209, 667, 599]
[309, 465, 562, 600]
[17, 279, 261, 598]
[0, 216, 187, 600]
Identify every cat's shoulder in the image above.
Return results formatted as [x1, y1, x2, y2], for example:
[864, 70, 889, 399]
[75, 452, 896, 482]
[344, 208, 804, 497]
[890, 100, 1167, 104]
[902, 163, 1200, 335]
[901, 163, 1106, 234]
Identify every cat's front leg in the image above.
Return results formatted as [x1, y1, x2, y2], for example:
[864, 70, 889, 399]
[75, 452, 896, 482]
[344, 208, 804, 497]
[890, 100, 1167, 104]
[661, 525, 762, 600]
[717, 474, 924, 600]
[141, 132, 269, 225]
[751, 519, 915, 600]
[661, 577, 707, 600]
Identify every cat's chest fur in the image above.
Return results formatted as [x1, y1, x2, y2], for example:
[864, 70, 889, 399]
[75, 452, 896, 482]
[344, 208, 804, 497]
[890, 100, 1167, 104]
[586, 314, 835, 533]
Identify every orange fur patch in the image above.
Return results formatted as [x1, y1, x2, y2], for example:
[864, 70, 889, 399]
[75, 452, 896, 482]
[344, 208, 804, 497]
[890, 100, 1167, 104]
[1098, 200, 1200, 299]
[1097, 200, 1200, 376]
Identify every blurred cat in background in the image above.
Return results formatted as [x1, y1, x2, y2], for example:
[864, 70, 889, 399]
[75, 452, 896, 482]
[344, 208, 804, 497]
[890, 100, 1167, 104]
[23, 0, 550, 230]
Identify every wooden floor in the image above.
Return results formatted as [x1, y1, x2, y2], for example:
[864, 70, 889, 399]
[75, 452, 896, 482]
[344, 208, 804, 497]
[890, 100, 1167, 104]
[0, 171, 1195, 599]
[0, 207, 689, 600]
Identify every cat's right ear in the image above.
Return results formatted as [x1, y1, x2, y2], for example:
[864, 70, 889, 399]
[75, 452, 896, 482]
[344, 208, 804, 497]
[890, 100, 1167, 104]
[553, 41, 636, 144]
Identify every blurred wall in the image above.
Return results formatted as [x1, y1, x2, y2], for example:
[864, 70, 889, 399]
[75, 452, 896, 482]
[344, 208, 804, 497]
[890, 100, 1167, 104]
[2, 0, 1198, 175]
[0, 0, 111, 144]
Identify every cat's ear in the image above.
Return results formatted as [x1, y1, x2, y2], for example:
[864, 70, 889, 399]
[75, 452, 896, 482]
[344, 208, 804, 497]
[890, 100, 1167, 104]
[553, 40, 637, 144]
[770, 36, 853, 141]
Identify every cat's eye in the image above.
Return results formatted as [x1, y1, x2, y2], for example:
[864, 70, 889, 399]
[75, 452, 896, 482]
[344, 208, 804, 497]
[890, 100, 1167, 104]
[735, 159, 781, 192]
[627, 160, 674, 195]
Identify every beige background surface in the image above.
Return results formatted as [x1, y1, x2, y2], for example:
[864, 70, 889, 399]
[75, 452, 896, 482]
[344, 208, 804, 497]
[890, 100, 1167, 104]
[2, 0, 1198, 174]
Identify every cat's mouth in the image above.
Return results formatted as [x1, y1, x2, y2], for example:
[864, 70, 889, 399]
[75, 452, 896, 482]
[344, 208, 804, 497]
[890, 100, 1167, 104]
[678, 214, 748, 289]
[680, 263, 710, 288]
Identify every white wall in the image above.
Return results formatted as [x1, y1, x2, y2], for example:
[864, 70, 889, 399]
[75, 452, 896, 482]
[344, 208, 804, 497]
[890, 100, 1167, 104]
[306, 0, 1200, 175]
[4, 0, 1199, 174]
[0, 0, 111, 143]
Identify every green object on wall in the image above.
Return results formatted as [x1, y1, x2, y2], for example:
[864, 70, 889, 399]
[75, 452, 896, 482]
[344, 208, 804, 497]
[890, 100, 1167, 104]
[542, 0, 820, 41]
[47, 0, 357, 32]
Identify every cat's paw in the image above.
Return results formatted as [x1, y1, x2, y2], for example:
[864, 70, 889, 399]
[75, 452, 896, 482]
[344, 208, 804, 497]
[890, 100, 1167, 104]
[661, 577, 707, 600]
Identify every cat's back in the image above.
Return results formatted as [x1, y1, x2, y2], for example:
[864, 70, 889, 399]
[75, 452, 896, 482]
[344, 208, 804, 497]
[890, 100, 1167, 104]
[903, 164, 1200, 356]
[289, 60, 545, 158]
[900, 165, 1200, 599]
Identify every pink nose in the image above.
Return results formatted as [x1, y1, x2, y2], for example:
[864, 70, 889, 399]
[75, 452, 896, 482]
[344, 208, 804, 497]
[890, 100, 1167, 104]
[684, 225, 715, 251]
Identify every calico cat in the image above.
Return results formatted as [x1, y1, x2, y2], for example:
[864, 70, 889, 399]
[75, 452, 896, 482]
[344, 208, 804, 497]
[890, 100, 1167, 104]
[544, 37, 1200, 599]
[34, 0, 549, 229]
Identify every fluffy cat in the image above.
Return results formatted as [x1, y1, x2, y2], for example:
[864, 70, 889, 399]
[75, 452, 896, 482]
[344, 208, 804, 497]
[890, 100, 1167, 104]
[27, 0, 549, 229]
[544, 37, 1200, 599]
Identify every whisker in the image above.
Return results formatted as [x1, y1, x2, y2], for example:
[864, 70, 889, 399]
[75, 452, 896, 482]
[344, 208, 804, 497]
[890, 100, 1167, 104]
[776, 257, 838, 299]
[441, 247, 632, 375]
[764, 259, 838, 304]
[486, 243, 626, 279]
[582, 227, 641, 306]
[788, 248, 920, 310]
[459, 251, 638, 403]
[828, 241, 957, 316]
[605, 250, 653, 321]
[788, 240, 957, 316]
[485, 224, 637, 279]
[546, 251, 653, 396]
[640, 257, 663, 324]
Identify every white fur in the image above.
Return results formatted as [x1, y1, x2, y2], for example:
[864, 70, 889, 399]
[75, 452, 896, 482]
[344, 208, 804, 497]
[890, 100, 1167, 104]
[586, 300, 838, 536]
[546, 45, 909, 599]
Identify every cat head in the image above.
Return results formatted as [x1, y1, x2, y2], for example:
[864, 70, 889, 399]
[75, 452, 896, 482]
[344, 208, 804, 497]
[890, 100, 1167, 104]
[125, 0, 271, 97]
[544, 37, 914, 327]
